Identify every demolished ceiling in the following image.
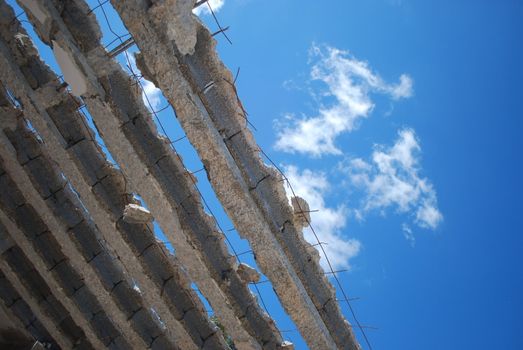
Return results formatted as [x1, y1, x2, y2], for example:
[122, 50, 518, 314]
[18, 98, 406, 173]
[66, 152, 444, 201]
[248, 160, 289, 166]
[0, 1, 362, 349]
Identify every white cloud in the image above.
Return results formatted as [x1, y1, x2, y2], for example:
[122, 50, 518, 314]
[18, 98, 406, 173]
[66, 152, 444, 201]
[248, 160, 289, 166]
[141, 79, 163, 111]
[193, 0, 225, 15]
[275, 44, 413, 157]
[284, 165, 361, 271]
[345, 128, 443, 230]
[125, 52, 163, 111]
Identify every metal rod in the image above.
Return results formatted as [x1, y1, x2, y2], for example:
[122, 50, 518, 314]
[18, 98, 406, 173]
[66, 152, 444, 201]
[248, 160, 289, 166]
[107, 37, 135, 58]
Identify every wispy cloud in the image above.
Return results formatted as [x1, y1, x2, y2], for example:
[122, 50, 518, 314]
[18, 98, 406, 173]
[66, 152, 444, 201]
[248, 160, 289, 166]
[275, 44, 412, 157]
[193, 0, 225, 15]
[284, 165, 361, 271]
[402, 223, 415, 247]
[345, 128, 443, 230]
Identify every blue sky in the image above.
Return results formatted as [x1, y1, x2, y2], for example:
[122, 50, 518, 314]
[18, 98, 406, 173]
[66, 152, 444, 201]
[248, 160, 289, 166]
[198, 1, 523, 349]
[8, 0, 523, 349]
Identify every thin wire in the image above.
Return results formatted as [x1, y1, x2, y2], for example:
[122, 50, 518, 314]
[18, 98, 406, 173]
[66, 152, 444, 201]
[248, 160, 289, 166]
[104, 33, 132, 51]
[222, 77, 257, 131]
[97, 0, 125, 40]
[86, 0, 110, 15]
[206, 2, 232, 45]
[280, 324, 378, 332]
[9, 10, 26, 25]
[211, 26, 230, 37]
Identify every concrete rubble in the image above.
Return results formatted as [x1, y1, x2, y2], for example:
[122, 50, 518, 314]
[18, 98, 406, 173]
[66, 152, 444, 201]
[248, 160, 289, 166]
[291, 196, 311, 230]
[281, 341, 295, 350]
[0, 0, 363, 349]
[236, 263, 260, 284]
[123, 204, 154, 224]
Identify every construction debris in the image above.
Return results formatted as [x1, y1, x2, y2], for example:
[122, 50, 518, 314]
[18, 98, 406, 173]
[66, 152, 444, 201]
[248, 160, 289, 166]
[236, 263, 260, 284]
[123, 204, 153, 224]
[291, 196, 311, 229]
[281, 340, 295, 349]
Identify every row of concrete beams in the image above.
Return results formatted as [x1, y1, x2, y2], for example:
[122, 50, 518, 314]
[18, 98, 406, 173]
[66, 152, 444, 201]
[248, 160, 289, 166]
[11, 0, 272, 348]
[0, 96, 172, 348]
[0, 98, 217, 349]
[0, 309, 45, 350]
[15, 0, 284, 348]
[0, 195, 101, 350]
[0, 265, 52, 349]
[0, 89, 131, 349]
[0, 21, 198, 350]
[34, 94, 224, 350]
[0, 253, 78, 350]
[0, 177, 107, 350]
[0, 278, 55, 350]
[0, 224, 61, 349]
[2, 2, 228, 349]
[108, 0, 354, 348]
[172, 19, 361, 350]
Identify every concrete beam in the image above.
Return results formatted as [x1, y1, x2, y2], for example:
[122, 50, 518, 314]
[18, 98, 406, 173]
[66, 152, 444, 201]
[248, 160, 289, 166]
[0, 226, 74, 349]
[178, 24, 361, 350]
[112, 1, 360, 348]
[0, 257, 74, 349]
[0, 298, 34, 348]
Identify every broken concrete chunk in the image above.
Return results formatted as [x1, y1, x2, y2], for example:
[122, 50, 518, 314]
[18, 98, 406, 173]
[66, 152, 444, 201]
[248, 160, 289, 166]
[18, 0, 48, 24]
[52, 41, 87, 97]
[236, 263, 260, 284]
[280, 340, 295, 349]
[123, 203, 153, 224]
[149, 0, 197, 56]
[291, 196, 311, 229]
